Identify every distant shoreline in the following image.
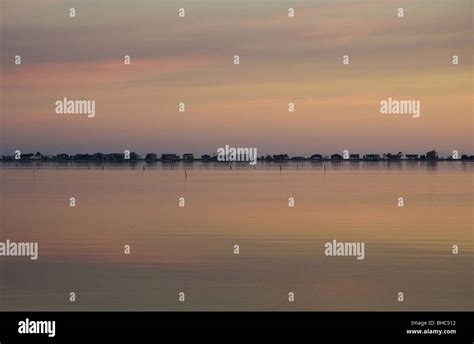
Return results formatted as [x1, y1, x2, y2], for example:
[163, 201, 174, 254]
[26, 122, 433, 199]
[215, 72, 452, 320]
[2, 150, 473, 163]
[1, 158, 473, 163]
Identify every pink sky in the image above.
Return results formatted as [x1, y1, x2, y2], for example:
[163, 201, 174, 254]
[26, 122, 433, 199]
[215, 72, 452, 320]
[1, 0, 472, 156]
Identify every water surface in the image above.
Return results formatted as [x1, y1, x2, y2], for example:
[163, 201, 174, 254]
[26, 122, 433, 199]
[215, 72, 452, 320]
[0, 162, 472, 310]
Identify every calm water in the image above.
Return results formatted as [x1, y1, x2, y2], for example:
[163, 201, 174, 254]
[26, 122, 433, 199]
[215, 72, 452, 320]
[0, 162, 472, 310]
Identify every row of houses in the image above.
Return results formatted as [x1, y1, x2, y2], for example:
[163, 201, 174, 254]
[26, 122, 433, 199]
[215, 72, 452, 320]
[3, 150, 474, 161]
[1, 152, 141, 161]
[146, 150, 468, 161]
[262, 150, 441, 161]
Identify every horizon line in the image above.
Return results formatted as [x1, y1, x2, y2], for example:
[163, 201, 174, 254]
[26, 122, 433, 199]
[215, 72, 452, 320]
[2, 149, 474, 162]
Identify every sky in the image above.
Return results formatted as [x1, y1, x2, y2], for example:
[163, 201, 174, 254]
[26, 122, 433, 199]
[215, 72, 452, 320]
[1, 0, 472, 156]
